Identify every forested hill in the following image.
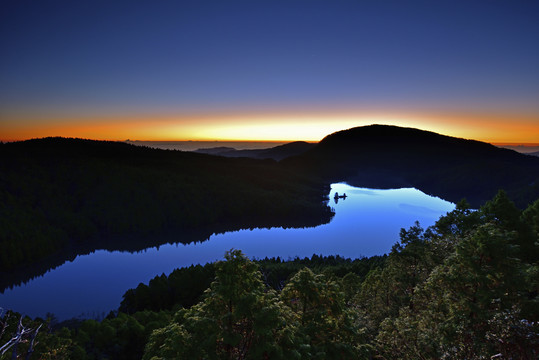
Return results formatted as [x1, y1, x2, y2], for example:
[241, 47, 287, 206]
[0, 138, 333, 289]
[282, 125, 539, 207]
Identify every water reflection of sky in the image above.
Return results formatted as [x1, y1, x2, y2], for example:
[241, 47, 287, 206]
[0, 184, 454, 320]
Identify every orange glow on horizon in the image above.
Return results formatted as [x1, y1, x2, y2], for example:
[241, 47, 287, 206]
[1, 110, 538, 144]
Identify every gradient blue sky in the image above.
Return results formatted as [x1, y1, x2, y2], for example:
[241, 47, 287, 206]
[1, 0, 538, 141]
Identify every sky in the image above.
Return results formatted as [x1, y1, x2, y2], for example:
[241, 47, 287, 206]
[1, 0, 538, 143]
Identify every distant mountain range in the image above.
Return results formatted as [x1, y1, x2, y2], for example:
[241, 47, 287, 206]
[281, 125, 539, 208]
[194, 141, 316, 161]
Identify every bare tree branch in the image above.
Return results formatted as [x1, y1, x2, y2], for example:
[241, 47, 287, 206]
[0, 313, 43, 359]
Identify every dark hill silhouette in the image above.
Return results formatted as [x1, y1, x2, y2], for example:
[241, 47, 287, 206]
[195, 141, 316, 161]
[0, 137, 332, 290]
[282, 125, 539, 207]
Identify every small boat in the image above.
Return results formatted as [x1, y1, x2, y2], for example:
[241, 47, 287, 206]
[334, 192, 347, 199]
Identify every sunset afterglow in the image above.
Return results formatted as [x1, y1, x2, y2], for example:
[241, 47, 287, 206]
[1, 1, 538, 143]
[2, 111, 538, 144]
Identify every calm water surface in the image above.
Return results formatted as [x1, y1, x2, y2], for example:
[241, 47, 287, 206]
[0, 184, 454, 320]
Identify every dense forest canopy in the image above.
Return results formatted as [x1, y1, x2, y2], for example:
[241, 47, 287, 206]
[1, 190, 538, 359]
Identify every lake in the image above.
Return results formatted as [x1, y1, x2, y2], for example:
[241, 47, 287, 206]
[0, 183, 455, 320]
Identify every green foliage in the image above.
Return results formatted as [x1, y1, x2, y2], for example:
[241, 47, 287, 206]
[119, 254, 385, 314]
[481, 190, 522, 230]
[432, 198, 481, 238]
[416, 224, 524, 358]
[144, 250, 303, 359]
[372, 198, 539, 359]
[143, 251, 373, 360]
[281, 268, 368, 359]
[522, 198, 539, 237]
[45, 310, 172, 360]
[120, 263, 216, 313]
[0, 310, 73, 359]
[355, 222, 435, 338]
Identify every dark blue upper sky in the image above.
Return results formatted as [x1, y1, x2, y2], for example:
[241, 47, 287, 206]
[1, 0, 538, 141]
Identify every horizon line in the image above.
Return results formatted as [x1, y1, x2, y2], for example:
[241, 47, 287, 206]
[2, 136, 539, 147]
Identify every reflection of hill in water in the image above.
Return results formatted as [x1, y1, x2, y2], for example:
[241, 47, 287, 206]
[1, 216, 332, 293]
